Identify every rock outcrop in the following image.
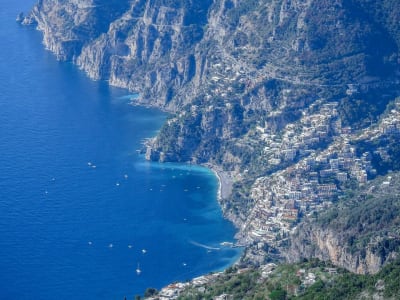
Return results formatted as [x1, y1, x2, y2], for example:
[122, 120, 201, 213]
[288, 226, 394, 274]
[287, 173, 400, 274]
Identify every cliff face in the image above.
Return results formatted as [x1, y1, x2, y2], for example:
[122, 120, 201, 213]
[288, 225, 390, 274]
[25, 0, 400, 274]
[287, 173, 400, 274]
[26, 0, 132, 60]
[26, 0, 400, 109]
[26, 0, 213, 109]
[76, 0, 213, 109]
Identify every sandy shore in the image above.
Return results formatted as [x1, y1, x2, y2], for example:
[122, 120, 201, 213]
[203, 163, 233, 201]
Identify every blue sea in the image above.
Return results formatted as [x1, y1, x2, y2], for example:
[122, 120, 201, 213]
[0, 1, 241, 299]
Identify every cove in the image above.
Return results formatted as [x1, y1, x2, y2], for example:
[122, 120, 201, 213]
[0, 1, 242, 299]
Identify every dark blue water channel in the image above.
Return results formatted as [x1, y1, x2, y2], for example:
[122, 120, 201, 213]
[0, 1, 241, 299]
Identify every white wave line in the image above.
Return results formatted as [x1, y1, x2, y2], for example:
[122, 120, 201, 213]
[189, 240, 220, 250]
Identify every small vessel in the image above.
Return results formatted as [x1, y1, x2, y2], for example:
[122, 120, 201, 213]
[16, 12, 24, 23]
[220, 241, 234, 247]
[141, 249, 147, 254]
[136, 263, 141, 275]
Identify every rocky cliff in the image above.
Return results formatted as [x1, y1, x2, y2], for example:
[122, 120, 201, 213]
[25, 0, 213, 109]
[24, 0, 400, 274]
[25, 0, 400, 110]
[288, 172, 400, 274]
[288, 224, 397, 275]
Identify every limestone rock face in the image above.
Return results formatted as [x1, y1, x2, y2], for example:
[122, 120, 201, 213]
[286, 172, 400, 274]
[287, 226, 393, 274]
[26, 0, 400, 110]
[28, 0, 131, 61]
[27, 0, 213, 109]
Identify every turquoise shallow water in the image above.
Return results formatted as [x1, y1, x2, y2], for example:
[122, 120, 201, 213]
[0, 1, 241, 299]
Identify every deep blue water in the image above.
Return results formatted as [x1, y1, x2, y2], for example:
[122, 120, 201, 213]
[0, 1, 241, 299]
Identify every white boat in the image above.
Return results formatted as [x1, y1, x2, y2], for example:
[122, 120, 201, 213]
[220, 241, 234, 247]
[16, 12, 24, 23]
[136, 263, 141, 275]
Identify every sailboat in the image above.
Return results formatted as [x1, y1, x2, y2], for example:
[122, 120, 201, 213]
[136, 263, 141, 275]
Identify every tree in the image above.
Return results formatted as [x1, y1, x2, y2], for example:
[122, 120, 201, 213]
[269, 288, 287, 300]
[144, 288, 158, 298]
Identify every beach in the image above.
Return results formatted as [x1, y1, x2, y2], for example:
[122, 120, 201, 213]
[203, 163, 233, 201]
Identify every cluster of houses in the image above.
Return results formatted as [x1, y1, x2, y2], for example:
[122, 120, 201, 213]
[241, 99, 400, 246]
[146, 272, 225, 300]
[257, 101, 340, 166]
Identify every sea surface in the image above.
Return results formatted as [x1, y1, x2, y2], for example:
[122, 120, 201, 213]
[0, 1, 241, 299]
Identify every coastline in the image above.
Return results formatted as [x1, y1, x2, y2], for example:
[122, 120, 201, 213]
[23, 7, 242, 293]
[202, 163, 233, 201]
[21, 3, 243, 296]
[147, 162, 245, 299]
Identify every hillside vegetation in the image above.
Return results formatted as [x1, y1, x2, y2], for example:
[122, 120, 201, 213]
[174, 258, 400, 300]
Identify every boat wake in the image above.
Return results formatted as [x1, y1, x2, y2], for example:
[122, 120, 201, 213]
[189, 240, 220, 251]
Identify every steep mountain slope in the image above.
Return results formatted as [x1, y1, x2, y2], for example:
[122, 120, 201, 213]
[23, 0, 400, 274]
[171, 258, 400, 300]
[24, 0, 400, 109]
[288, 173, 400, 274]
[25, 0, 132, 60]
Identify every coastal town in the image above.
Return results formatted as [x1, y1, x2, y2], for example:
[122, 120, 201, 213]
[145, 260, 341, 299]
[242, 99, 400, 247]
[143, 98, 400, 299]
